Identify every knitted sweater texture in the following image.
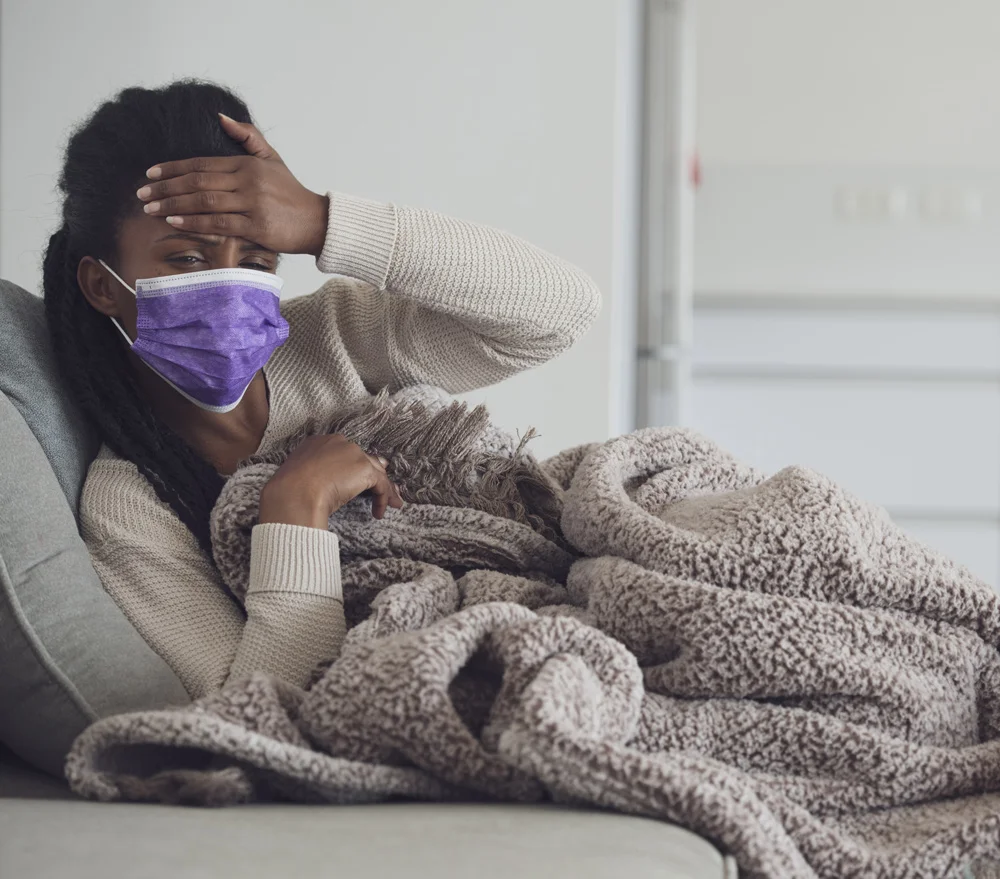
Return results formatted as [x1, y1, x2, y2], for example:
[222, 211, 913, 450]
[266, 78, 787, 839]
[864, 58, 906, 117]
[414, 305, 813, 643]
[79, 192, 600, 699]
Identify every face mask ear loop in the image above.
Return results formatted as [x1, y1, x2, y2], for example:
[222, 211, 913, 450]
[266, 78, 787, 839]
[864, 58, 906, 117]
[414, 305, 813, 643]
[97, 259, 138, 348]
[109, 316, 136, 348]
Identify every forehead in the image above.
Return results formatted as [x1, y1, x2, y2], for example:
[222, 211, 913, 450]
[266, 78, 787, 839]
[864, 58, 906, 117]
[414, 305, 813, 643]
[117, 210, 269, 252]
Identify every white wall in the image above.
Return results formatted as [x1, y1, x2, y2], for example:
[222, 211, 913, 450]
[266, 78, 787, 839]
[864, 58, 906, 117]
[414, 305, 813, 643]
[0, 0, 635, 458]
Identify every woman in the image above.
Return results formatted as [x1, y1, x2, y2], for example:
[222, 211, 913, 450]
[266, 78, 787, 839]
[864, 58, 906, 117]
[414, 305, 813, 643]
[44, 80, 600, 700]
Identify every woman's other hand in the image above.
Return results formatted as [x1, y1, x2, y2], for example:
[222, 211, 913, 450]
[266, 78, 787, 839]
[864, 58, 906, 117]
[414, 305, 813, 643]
[135, 114, 328, 256]
[258, 434, 404, 530]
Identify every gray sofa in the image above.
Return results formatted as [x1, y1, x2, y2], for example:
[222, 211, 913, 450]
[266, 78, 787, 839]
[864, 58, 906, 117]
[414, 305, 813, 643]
[0, 278, 736, 878]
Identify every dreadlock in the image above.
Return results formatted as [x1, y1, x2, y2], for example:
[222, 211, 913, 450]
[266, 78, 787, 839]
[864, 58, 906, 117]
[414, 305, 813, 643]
[43, 80, 256, 553]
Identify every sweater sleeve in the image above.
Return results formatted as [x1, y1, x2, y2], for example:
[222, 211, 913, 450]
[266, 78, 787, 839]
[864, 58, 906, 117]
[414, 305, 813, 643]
[306, 191, 602, 394]
[80, 452, 345, 700]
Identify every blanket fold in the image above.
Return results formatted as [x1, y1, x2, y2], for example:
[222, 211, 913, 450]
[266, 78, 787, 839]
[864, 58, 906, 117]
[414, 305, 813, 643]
[65, 387, 1000, 879]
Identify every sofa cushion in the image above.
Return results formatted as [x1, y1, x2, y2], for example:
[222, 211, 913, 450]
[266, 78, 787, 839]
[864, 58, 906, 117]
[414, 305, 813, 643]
[0, 280, 97, 510]
[0, 281, 189, 778]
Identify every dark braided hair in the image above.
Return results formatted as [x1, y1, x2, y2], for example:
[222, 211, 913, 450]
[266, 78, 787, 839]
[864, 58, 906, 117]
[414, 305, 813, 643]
[43, 80, 255, 553]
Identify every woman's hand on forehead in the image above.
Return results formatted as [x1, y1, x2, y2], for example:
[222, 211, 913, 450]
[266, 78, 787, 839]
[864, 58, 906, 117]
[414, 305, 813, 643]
[135, 114, 329, 258]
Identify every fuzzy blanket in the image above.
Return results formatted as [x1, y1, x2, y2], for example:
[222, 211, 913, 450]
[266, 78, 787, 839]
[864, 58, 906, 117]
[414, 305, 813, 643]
[66, 387, 1000, 879]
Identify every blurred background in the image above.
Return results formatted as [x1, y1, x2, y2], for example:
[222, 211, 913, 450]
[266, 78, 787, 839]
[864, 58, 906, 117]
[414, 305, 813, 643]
[2, 0, 999, 585]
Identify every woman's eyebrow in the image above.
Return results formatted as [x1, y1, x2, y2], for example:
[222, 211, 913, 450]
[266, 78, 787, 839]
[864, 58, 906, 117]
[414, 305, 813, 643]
[240, 240, 275, 253]
[155, 231, 224, 246]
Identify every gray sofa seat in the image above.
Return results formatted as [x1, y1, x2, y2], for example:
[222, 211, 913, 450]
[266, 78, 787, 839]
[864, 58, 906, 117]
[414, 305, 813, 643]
[0, 748, 736, 878]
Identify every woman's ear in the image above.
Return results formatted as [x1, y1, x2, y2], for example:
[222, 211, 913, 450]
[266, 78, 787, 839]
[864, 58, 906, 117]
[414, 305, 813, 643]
[76, 256, 120, 317]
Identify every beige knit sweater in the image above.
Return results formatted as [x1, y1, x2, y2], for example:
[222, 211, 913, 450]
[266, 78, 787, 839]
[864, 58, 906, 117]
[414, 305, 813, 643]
[79, 192, 601, 701]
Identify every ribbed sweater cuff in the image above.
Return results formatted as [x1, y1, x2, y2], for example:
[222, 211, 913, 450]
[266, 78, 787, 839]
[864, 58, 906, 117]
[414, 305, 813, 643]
[247, 524, 342, 601]
[317, 191, 398, 290]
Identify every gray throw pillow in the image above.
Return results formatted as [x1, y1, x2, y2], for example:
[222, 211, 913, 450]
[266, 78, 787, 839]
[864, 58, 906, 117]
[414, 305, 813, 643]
[0, 279, 98, 508]
[0, 279, 188, 778]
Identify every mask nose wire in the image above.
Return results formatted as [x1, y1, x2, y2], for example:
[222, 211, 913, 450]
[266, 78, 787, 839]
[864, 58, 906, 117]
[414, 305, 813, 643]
[97, 258, 138, 348]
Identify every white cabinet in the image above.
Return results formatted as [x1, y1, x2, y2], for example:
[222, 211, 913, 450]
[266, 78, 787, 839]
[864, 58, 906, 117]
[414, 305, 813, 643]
[689, 303, 1000, 588]
[691, 379, 1000, 512]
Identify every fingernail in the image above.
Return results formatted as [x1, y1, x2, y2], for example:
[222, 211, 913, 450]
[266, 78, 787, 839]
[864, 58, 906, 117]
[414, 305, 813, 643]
[219, 113, 235, 123]
[165, 216, 183, 225]
[146, 166, 162, 179]
[143, 201, 160, 214]
[136, 186, 151, 200]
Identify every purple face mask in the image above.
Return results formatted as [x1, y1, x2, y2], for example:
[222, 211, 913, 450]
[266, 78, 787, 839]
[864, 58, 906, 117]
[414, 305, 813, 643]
[99, 261, 289, 413]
